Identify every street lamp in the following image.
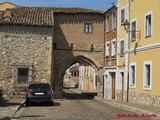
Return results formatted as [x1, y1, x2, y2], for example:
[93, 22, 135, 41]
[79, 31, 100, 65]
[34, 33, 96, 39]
[122, 19, 141, 102]
[122, 19, 130, 102]
[122, 20, 141, 39]
[122, 20, 130, 32]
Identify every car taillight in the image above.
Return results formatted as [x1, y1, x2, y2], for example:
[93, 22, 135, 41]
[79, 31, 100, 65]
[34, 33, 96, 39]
[47, 91, 53, 96]
[27, 91, 32, 97]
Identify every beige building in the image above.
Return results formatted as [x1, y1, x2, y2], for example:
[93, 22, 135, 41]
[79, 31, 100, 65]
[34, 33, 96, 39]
[79, 64, 96, 92]
[0, 2, 16, 11]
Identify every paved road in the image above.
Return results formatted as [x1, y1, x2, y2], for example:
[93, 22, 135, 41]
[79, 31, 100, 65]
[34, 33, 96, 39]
[11, 89, 155, 120]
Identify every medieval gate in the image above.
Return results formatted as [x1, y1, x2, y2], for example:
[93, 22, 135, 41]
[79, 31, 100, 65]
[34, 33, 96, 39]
[51, 12, 104, 97]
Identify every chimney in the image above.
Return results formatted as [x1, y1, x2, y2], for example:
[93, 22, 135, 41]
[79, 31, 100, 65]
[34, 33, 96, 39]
[3, 9, 12, 22]
[0, 11, 3, 19]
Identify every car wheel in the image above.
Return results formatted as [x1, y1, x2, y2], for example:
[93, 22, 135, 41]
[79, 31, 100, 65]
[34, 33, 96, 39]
[49, 101, 54, 106]
[26, 102, 31, 106]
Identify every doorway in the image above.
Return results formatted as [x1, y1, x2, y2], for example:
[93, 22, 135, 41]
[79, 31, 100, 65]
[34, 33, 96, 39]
[111, 72, 115, 99]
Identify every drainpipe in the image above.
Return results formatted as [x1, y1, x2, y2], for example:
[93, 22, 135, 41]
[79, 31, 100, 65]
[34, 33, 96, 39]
[126, 0, 131, 102]
[103, 14, 106, 98]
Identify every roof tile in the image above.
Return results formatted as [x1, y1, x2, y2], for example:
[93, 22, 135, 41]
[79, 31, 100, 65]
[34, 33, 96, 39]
[0, 6, 104, 26]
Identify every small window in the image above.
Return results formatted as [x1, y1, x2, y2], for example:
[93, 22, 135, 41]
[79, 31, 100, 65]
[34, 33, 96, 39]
[145, 12, 152, 37]
[14, 64, 32, 84]
[121, 8, 125, 24]
[84, 23, 93, 33]
[105, 42, 110, 59]
[131, 20, 136, 41]
[130, 63, 136, 88]
[112, 11, 116, 29]
[143, 61, 152, 90]
[105, 15, 110, 32]
[18, 68, 29, 83]
[120, 40, 124, 55]
[111, 39, 116, 57]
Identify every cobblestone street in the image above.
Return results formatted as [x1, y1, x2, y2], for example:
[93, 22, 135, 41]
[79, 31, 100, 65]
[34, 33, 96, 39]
[11, 89, 156, 120]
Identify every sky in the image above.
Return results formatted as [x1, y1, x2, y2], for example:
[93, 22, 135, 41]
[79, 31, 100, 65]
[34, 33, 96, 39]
[0, 0, 117, 10]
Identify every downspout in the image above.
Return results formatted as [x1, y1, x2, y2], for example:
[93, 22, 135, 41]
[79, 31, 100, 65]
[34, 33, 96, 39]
[116, 1, 120, 100]
[126, 0, 131, 102]
[103, 14, 106, 98]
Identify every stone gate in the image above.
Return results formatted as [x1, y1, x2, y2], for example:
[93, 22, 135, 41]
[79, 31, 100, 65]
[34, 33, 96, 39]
[0, 6, 104, 98]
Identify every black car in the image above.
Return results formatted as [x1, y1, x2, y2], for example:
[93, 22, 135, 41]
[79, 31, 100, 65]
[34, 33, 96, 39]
[25, 83, 54, 106]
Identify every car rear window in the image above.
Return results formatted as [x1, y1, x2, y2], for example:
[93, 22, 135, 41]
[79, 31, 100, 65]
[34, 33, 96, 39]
[29, 83, 50, 89]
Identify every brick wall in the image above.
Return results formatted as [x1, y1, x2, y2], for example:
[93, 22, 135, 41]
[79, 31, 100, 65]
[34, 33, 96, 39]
[52, 13, 104, 96]
[104, 8, 117, 67]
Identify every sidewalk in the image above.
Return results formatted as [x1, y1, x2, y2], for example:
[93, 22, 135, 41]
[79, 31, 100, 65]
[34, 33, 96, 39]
[0, 98, 24, 120]
[70, 88, 160, 118]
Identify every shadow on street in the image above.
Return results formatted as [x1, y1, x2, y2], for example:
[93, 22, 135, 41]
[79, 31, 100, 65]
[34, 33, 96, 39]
[12, 115, 45, 119]
[62, 88, 96, 100]
[0, 99, 24, 107]
[24, 102, 61, 107]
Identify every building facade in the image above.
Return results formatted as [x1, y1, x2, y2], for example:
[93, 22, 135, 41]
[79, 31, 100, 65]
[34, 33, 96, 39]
[79, 64, 97, 92]
[104, 6, 117, 99]
[117, 0, 160, 107]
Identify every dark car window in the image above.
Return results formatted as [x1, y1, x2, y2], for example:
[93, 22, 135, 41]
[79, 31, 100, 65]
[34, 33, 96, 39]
[29, 83, 50, 89]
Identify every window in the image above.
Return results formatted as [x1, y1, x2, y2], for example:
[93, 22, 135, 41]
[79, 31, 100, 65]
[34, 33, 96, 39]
[121, 8, 125, 24]
[105, 15, 110, 32]
[111, 39, 116, 57]
[130, 63, 136, 88]
[131, 20, 136, 41]
[112, 11, 116, 29]
[105, 42, 110, 59]
[84, 23, 93, 33]
[14, 64, 32, 84]
[120, 40, 124, 55]
[18, 68, 29, 83]
[143, 61, 152, 90]
[145, 12, 152, 37]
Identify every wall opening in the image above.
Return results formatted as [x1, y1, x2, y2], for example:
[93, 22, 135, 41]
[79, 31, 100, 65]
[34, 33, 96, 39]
[18, 68, 29, 83]
[63, 58, 97, 92]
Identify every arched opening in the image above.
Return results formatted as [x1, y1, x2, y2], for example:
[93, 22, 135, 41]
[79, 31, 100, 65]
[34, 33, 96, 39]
[62, 56, 98, 92]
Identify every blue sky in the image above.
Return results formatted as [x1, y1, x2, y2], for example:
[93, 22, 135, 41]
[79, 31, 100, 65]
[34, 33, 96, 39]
[0, 0, 117, 10]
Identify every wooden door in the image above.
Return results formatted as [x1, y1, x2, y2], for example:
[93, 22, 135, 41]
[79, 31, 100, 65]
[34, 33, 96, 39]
[112, 72, 115, 99]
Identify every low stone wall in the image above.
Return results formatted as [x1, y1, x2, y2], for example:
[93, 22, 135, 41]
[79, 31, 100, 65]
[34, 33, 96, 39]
[129, 91, 160, 107]
[2, 85, 28, 99]
[116, 90, 127, 101]
[97, 83, 103, 97]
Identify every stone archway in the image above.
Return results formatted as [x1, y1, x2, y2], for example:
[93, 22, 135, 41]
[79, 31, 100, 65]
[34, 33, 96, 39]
[52, 52, 103, 97]
[51, 12, 104, 97]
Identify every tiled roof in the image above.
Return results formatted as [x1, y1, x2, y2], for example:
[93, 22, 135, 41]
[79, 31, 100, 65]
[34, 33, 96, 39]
[0, 6, 104, 26]
[52, 7, 104, 14]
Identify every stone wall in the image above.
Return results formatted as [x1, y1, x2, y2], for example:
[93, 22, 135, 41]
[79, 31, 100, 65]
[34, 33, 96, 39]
[0, 25, 52, 98]
[129, 91, 160, 107]
[116, 90, 127, 101]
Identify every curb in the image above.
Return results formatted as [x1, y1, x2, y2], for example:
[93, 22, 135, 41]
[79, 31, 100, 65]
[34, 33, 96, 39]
[94, 97, 160, 119]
